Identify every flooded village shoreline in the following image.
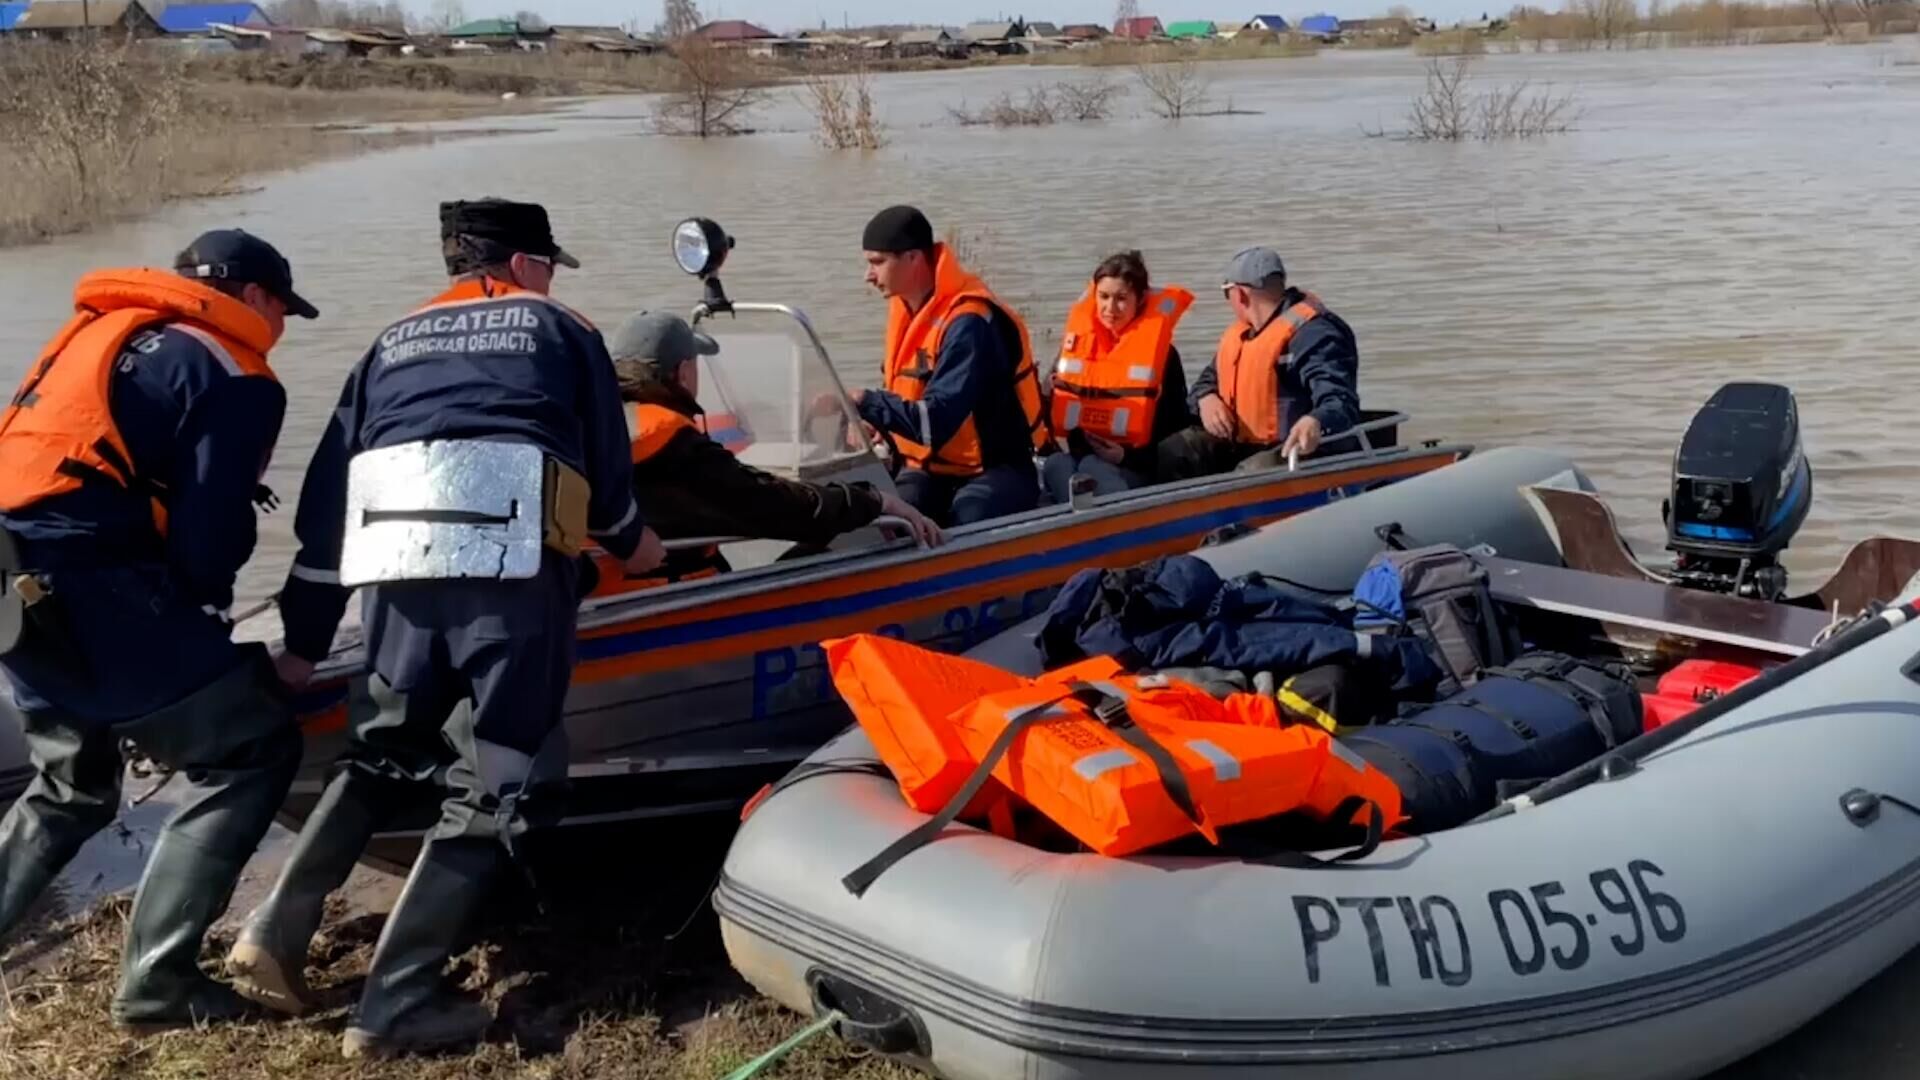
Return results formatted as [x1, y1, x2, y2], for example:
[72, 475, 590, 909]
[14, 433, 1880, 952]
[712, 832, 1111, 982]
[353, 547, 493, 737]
[3, 14, 1920, 1080]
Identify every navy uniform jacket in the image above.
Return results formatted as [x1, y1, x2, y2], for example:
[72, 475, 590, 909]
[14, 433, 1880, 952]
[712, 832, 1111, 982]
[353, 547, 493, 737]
[278, 279, 645, 663]
[856, 310, 1035, 472]
[0, 325, 284, 717]
[1189, 289, 1361, 440]
[0, 324, 285, 611]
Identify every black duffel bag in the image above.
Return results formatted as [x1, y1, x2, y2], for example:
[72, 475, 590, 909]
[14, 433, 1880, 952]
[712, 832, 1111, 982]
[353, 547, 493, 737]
[1340, 651, 1642, 833]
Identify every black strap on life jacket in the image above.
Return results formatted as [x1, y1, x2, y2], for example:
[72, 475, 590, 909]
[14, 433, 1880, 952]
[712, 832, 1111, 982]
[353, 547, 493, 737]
[841, 681, 1203, 898]
[1080, 684, 1206, 834]
[1254, 794, 1385, 866]
[842, 688, 1076, 897]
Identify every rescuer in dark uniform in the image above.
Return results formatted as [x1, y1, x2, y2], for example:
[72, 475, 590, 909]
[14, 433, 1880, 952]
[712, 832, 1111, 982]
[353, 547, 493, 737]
[223, 199, 664, 1060]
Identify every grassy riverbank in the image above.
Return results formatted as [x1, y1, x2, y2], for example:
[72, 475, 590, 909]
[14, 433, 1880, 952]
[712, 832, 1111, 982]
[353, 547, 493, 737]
[0, 44, 578, 249]
[0, 823, 914, 1080]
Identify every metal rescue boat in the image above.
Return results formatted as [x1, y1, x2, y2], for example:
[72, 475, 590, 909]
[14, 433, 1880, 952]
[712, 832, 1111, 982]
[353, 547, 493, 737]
[271, 220, 1467, 868]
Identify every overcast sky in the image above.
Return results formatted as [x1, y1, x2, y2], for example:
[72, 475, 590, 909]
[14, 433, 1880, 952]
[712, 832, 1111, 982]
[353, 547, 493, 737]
[446, 0, 1511, 34]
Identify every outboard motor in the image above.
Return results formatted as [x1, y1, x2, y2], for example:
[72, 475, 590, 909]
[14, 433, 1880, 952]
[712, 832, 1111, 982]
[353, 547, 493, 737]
[1662, 382, 1811, 600]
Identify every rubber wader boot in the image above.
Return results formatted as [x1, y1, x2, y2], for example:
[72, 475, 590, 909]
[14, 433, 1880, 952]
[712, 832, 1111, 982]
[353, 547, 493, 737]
[108, 656, 301, 1031]
[0, 711, 122, 941]
[226, 769, 394, 1015]
[341, 835, 501, 1060]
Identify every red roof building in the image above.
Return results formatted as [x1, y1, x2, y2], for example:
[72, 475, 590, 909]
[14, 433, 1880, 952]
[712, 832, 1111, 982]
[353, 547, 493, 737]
[1113, 16, 1164, 38]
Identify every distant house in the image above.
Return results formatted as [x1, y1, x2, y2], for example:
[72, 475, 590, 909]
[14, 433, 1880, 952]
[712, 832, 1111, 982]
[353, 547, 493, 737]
[10, 0, 164, 37]
[1242, 13, 1290, 33]
[894, 26, 962, 57]
[694, 18, 775, 45]
[963, 20, 1026, 53]
[448, 17, 553, 49]
[550, 24, 657, 53]
[1212, 20, 1241, 37]
[1164, 19, 1214, 39]
[155, 3, 271, 35]
[1022, 20, 1060, 37]
[1296, 13, 1342, 36]
[0, 2, 28, 31]
[1339, 16, 1415, 38]
[212, 21, 324, 53]
[1113, 15, 1164, 38]
[794, 29, 863, 56]
[1061, 22, 1108, 40]
[299, 26, 408, 56]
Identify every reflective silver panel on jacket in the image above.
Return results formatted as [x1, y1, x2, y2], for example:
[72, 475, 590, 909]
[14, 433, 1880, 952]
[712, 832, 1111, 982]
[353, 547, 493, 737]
[338, 440, 545, 587]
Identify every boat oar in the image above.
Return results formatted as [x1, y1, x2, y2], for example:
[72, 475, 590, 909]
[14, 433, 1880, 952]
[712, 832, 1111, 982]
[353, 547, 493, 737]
[1471, 598, 1920, 825]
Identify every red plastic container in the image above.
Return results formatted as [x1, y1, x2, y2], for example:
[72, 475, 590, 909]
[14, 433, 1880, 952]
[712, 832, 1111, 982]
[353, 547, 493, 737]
[1640, 659, 1769, 731]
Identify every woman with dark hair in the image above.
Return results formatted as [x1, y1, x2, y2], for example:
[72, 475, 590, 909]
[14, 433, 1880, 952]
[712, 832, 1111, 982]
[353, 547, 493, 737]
[1041, 250, 1195, 500]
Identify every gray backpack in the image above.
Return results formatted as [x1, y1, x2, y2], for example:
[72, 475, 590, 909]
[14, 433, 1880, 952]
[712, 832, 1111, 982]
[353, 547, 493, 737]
[1352, 541, 1522, 695]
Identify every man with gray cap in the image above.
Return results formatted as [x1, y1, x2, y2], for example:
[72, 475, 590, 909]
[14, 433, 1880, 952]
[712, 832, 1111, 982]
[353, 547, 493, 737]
[1157, 246, 1361, 480]
[588, 311, 939, 593]
[227, 198, 664, 1058]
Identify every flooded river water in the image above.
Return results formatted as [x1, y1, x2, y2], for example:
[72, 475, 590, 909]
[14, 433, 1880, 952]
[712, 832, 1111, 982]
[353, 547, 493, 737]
[4, 42, 1918, 605]
[4, 41, 1920, 1074]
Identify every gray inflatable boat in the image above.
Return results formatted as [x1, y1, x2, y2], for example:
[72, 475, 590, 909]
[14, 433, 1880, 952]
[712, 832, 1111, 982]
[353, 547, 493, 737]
[717, 444, 1920, 1080]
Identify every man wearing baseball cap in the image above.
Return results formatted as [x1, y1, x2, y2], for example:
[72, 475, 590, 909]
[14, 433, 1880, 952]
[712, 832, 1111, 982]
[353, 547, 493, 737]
[0, 228, 314, 1029]
[228, 197, 664, 1058]
[584, 310, 940, 595]
[1157, 246, 1362, 479]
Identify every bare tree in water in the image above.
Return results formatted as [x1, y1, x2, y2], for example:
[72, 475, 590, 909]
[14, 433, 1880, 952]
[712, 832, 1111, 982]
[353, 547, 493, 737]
[1113, 0, 1139, 32]
[654, 0, 766, 138]
[1135, 49, 1209, 119]
[1853, 0, 1893, 33]
[1809, 0, 1848, 33]
[1572, 0, 1637, 48]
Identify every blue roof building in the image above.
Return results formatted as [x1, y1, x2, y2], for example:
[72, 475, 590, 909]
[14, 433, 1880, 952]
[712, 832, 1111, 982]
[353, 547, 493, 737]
[1243, 14, 1290, 32]
[0, 2, 30, 31]
[1297, 13, 1342, 35]
[154, 2, 273, 33]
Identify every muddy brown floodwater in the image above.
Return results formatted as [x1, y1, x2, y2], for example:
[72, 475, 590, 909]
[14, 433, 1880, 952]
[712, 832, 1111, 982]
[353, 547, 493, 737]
[4, 39, 1920, 1077]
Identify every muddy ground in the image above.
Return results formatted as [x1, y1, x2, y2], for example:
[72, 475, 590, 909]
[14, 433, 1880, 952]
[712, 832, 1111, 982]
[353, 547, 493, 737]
[5, 802, 1920, 1080]
[0, 811, 912, 1080]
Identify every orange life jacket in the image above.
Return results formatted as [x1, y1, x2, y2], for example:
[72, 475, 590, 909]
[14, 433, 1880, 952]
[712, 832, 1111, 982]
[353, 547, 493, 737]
[0, 269, 278, 537]
[1049, 284, 1194, 450]
[825, 633, 1403, 891]
[1214, 293, 1323, 446]
[582, 402, 725, 599]
[882, 245, 1050, 476]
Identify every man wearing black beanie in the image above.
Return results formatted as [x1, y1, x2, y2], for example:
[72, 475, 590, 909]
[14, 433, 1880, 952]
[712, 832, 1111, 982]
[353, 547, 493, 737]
[843, 205, 1050, 526]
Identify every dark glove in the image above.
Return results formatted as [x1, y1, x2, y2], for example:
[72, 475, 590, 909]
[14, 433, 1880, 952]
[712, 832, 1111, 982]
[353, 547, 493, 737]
[253, 484, 280, 513]
[573, 552, 601, 602]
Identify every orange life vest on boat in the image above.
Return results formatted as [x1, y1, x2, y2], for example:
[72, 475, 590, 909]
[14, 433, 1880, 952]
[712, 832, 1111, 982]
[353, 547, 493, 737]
[882, 245, 1050, 476]
[1049, 284, 1194, 450]
[825, 633, 1403, 866]
[0, 269, 279, 538]
[1214, 293, 1323, 446]
[583, 402, 725, 599]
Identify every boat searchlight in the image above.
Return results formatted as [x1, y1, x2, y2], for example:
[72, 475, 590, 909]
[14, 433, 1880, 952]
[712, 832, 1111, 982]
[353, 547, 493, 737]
[672, 217, 732, 279]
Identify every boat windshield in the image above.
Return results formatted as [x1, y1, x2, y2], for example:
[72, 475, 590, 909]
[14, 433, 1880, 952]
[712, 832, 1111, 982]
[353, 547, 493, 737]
[690, 306, 878, 480]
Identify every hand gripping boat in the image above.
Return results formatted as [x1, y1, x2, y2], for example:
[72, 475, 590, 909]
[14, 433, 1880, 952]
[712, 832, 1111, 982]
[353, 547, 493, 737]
[717, 386, 1920, 1080]
[264, 220, 1463, 869]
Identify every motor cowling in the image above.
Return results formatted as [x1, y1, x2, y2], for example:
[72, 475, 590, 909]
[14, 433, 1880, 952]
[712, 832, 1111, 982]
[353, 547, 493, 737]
[1662, 382, 1811, 600]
